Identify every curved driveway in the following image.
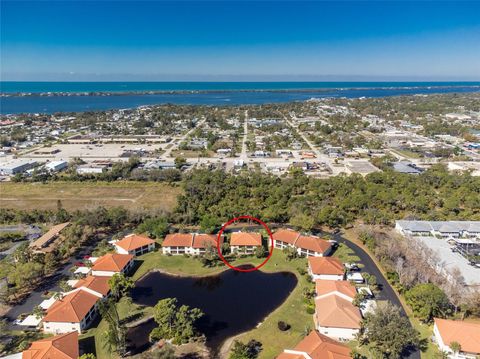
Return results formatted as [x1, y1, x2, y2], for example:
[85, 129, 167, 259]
[232, 224, 421, 359]
[334, 233, 420, 359]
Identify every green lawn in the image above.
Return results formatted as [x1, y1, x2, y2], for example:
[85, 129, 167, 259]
[232, 254, 312, 359]
[332, 243, 361, 264]
[131, 251, 226, 280]
[89, 249, 311, 359]
[410, 318, 442, 359]
[81, 297, 154, 359]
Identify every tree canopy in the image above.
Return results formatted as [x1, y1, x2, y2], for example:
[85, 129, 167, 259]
[405, 283, 451, 323]
[174, 166, 480, 227]
[150, 298, 204, 344]
[358, 301, 419, 359]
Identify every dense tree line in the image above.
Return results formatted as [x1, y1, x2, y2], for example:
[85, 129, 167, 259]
[174, 165, 480, 228]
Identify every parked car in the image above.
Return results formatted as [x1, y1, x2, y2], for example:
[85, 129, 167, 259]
[328, 240, 338, 248]
[345, 262, 360, 271]
[347, 272, 364, 284]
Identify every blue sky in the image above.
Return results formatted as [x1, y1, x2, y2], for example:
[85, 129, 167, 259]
[1, 1, 480, 81]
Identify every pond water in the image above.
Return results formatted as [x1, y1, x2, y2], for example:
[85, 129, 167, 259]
[128, 265, 297, 355]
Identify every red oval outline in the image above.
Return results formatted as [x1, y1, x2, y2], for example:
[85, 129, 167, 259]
[216, 215, 274, 272]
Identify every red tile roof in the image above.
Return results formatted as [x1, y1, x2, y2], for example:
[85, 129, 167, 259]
[273, 229, 300, 245]
[162, 233, 194, 247]
[434, 318, 480, 354]
[91, 253, 133, 272]
[115, 234, 155, 251]
[230, 232, 262, 246]
[22, 332, 79, 359]
[276, 330, 352, 359]
[73, 275, 110, 297]
[43, 290, 99, 323]
[308, 257, 344, 275]
[192, 234, 223, 249]
[315, 295, 361, 329]
[295, 235, 331, 254]
[315, 280, 356, 300]
[276, 354, 303, 359]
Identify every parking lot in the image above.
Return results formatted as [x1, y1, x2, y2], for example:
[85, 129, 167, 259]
[413, 236, 480, 286]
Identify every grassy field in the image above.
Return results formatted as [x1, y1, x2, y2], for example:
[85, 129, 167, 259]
[0, 181, 181, 212]
[88, 250, 311, 359]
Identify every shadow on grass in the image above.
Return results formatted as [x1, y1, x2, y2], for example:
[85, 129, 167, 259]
[79, 335, 97, 356]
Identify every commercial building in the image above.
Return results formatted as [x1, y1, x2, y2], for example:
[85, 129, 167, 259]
[29, 222, 70, 254]
[45, 160, 68, 172]
[0, 160, 38, 175]
[395, 221, 480, 287]
[395, 221, 480, 238]
[393, 161, 423, 174]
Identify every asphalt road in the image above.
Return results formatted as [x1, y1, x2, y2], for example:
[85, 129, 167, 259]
[334, 233, 421, 359]
[226, 223, 421, 359]
[4, 240, 99, 327]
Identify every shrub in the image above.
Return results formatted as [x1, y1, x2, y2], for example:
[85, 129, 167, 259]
[297, 267, 307, 276]
[306, 305, 315, 314]
[277, 321, 290, 331]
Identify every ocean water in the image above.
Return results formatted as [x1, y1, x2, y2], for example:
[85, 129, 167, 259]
[1, 82, 479, 114]
[2, 81, 480, 93]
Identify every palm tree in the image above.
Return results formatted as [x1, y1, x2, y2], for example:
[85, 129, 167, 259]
[449, 341, 461, 357]
[32, 305, 44, 319]
[108, 273, 134, 299]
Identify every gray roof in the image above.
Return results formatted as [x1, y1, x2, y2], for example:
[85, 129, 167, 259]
[397, 220, 480, 234]
[393, 162, 422, 174]
[397, 220, 432, 232]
